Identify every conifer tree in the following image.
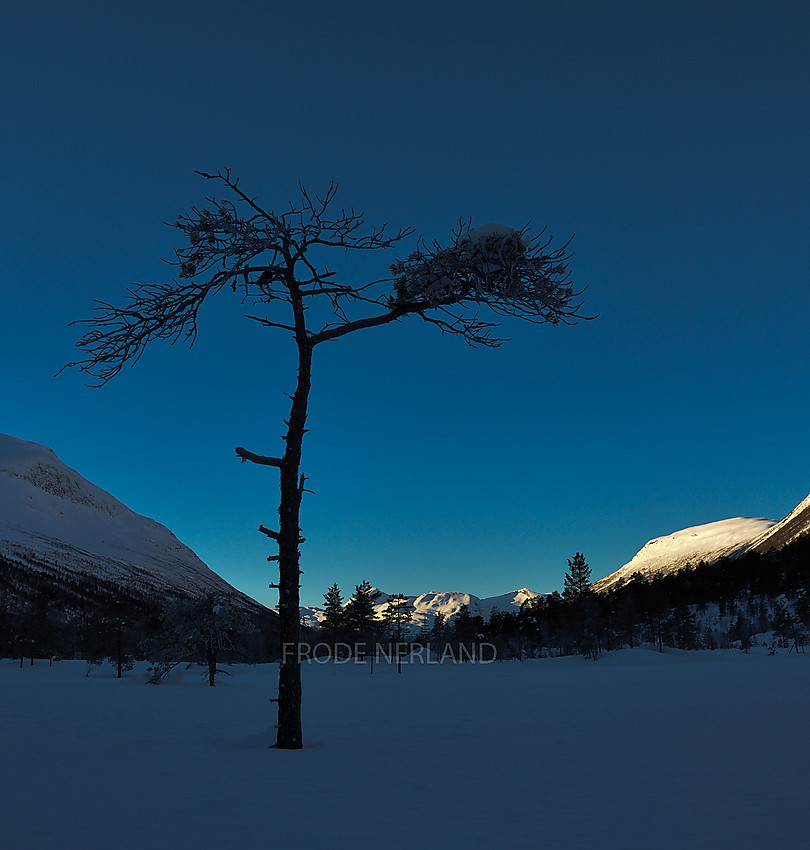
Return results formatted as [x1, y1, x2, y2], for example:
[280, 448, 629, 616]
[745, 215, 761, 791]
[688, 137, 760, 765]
[431, 612, 447, 660]
[453, 603, 478, 659]
[344, 581, 381, 661]
[382, 593, 412, 641]
[382, 593, 413, 672]
[321, 583, 344, 654]
[562, 553, 596, 657]
[563, 552, 592, 600]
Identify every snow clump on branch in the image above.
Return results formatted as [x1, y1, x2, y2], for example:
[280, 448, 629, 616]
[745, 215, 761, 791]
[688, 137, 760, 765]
[457, 222, 527, 246]
[388, 222, 575, 322]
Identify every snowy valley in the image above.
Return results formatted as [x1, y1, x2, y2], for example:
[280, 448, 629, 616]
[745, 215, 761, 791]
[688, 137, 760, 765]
[4, 430, 810, 658]
[2, 649, 809, 849]
[2, 432, 810, 850]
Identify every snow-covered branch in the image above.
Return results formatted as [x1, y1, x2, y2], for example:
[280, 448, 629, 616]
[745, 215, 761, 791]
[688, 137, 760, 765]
[389, 223, 592, 331]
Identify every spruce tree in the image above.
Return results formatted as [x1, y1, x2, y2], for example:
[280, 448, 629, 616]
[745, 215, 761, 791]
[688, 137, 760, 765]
[344, 581, 381, 661]
[321, 583, 344, 654]
[563, 552, 595, 657]
[563, 552, 592, 600]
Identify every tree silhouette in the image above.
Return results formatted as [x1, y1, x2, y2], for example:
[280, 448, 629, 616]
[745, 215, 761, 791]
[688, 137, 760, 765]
[63, 170, 591, 748]
[563, 552, 592, 601]
[382, 593, 413, 672]
[344, 580, 382, 656]
[321, 583, 345, 655]
[562, 552, 594, 656]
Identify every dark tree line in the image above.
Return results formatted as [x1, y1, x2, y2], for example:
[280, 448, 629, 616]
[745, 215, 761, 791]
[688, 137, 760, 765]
[517, 540, 810, 657]
[313, 540, 810, 663]
[0, 553, 162, 667]
[0, 554, 277, 675]
[316, 581, 395, 657]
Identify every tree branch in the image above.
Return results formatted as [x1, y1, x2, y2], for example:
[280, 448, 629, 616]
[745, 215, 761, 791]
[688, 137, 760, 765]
[309, 302, 426, 345]
[235, 447, 283, 468]
[244, 314, 298, 333]
[259, 524, 281, 541]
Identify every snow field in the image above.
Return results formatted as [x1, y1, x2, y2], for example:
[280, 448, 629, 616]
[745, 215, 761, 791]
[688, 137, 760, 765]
[1, 650, 808, 849]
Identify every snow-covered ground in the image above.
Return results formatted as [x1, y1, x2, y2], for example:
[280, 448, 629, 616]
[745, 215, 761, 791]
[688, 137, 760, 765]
[2, 650, 808, 849]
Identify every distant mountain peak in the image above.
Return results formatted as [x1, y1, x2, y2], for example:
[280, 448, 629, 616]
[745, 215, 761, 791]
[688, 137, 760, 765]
[299, 586, 544, 631]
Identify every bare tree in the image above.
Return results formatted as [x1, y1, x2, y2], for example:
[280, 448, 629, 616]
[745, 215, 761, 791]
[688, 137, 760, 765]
[63, 169, 592, 748]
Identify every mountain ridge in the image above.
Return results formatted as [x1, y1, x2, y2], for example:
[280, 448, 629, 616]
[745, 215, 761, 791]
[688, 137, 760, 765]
[746, 493, 810, 554]
[0, 433, 269, 616]
[593, 491, 810, 592]
[299, 586, 543, 631]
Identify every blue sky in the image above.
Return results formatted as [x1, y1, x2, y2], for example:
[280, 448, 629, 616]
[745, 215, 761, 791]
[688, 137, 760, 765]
[2, 0, 809, 607]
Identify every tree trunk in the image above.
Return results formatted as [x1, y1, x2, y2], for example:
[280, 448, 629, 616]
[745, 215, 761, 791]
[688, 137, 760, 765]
[207, 645, 217, 687]
[275, 340, 312, 749]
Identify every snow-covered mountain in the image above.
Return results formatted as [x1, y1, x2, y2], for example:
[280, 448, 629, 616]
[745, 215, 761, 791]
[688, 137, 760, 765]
[746, 494, 810, 554]
[593, 491, 810, 592]
[300, 587, 542, 632]
[0, 434, 268, 614]
[592, 516, 777, 592]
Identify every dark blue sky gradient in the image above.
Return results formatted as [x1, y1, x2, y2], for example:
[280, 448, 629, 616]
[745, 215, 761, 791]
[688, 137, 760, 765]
[3, 1, 809, 606]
